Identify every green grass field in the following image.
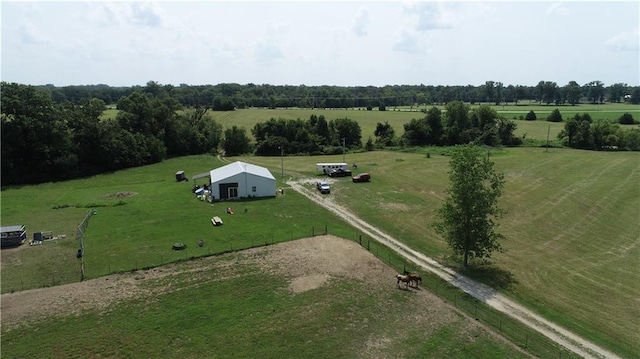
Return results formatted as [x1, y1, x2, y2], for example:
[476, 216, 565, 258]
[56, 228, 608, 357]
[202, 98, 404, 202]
[2, 147, 637, 357]
[101, 102, 640, 144]
[234, 148, 640, 358]
[3, 102, 639, 357]
[2, 245, 530, 359]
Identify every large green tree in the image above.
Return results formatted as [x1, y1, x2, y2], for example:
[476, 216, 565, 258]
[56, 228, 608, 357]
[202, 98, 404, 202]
[223, 126, 251, 156]
[563, 81, 582, 105]
[374, 121, 395, 146]
[434, 145, 506, 267]
[1, 82, 78, 185]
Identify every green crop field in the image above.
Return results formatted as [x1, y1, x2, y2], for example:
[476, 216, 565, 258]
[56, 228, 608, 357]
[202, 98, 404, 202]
[100, 103, 640, 144]
[2, 144, 638, 355]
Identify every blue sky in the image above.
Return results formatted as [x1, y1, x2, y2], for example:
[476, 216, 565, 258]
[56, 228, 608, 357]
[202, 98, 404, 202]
[2, 1, 638, 87]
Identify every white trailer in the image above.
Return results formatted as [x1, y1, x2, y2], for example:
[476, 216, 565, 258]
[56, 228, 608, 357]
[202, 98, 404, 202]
[316, 163, 348, 174]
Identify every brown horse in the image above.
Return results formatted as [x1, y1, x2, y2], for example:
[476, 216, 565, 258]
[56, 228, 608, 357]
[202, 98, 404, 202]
[403, 270, 422, 287]
[396, 274, 411, 289]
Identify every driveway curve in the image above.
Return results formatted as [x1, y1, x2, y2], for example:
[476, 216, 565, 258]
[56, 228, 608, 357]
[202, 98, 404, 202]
[288, 180, 620, 359]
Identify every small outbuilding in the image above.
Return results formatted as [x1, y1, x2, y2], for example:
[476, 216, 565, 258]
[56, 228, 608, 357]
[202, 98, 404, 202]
[192, 161, 276, 201]
[1, 225, 26, 248]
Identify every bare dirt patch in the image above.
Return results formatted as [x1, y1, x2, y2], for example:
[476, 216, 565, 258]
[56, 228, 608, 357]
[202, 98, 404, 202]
[101, 191, 138, 199]
[0, 236, 389, 329]
[378, 202, 411, 212]
[1, 236, 430, 329]
[1, 235, 530, 358]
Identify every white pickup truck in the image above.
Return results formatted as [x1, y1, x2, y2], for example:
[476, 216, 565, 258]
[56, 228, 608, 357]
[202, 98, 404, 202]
[316, 181, 330, 194]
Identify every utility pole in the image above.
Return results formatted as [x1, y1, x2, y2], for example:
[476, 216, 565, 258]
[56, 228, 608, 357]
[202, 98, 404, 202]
[279, 146, 284, 182]
[342, 137, 346, 163]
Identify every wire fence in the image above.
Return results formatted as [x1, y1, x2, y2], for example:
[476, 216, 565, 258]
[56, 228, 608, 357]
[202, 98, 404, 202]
[76, 221, 586, 359]
[76, 209, 95, 281]
[356, 234, 584, 359]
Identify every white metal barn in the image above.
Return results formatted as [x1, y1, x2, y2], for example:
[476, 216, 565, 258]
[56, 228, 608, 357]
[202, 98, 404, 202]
[193, 161, 276, 201]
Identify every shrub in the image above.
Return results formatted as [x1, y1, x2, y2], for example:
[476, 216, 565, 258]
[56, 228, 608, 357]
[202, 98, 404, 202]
[547, 109, 563, 122]
[619, 113, 636, 125]
[525, 110, 537, 121]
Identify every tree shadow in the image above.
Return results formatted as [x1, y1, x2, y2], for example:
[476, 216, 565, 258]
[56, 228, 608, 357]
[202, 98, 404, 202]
[458, 263, 518, 291]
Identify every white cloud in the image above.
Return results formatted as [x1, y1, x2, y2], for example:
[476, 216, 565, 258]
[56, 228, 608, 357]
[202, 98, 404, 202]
[393, 28, 423, 54]
[404, 2, 456, 31]
[254, 22, 286, 64]
[546, 2, 570, 16]
[1, 2, 637, 87]
[351, 7, 370, 37]
[90, 1, 166, 28]
[17, 21, 47, 45]
[606, 27, 640, 52]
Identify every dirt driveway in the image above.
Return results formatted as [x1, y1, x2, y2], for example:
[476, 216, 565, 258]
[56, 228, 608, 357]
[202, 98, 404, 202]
[288, 180, 620, 359]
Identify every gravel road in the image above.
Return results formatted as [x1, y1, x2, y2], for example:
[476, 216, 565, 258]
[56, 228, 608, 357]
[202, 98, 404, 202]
[288, 180, 621, 359]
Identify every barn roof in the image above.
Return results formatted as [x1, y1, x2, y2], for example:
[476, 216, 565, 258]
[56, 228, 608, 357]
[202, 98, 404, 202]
[210, 161, 275, 182]
[1, 225, 25, 233]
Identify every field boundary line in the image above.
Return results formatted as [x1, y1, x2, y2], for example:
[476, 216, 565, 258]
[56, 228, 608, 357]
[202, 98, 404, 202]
[288, 180, 620, 359]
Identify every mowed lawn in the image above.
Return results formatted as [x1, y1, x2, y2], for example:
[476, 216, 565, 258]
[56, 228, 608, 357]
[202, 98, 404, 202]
[237, 147, 640, 357]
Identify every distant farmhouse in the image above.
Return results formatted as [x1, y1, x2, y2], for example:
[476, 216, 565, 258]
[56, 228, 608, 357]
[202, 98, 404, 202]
[193, 161, 276, 201]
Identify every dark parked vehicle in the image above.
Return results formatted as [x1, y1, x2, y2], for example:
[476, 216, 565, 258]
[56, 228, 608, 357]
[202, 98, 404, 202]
[352, 173, 371, 182]
[328, 169, 352, 177]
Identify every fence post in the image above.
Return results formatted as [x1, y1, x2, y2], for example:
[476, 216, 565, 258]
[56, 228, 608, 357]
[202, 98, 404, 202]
[312, 227, 314, 237]
[359, 235, 362, 245]
[324, 225, 327, 235]
[367, 240, 370, 251]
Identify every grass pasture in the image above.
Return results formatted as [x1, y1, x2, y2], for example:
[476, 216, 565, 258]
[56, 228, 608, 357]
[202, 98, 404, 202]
[236, 147, 640, 358]
[1, 147, 638, 358]
[100, 103, 640, 145]
[2, 238, 529, 359]
[0, 155, 363, 291]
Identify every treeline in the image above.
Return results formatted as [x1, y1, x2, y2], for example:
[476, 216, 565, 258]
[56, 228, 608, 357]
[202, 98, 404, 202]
[1, 82, 226, 185]
[557, 114, 640, 151]
[2, 81, 639, 186]
[251, 102, 522, 157]
[34, 80, 640, 109]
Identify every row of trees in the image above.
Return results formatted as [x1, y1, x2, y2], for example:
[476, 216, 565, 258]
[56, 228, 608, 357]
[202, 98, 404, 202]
[400, 102, 522, 147]
[2, 81, 638, 186]
[36, 80, 640, 109]
[558, 114, 640, 151]
[252, 115, 361, 156]
[1, 82, 230, 185]
[248, 101, 522, 157]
